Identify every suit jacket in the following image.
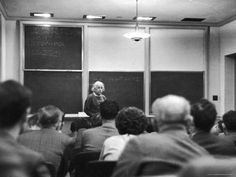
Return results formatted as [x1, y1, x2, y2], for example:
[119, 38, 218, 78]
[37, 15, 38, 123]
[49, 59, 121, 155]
[81, 120, 119, 152]
[225, 132, 236, 147]
[111, 124, 209, 177]
[84, 93, 106, 117]
[192, 131, 236, 156]
[0, 130, 45, 177]
[18, 128, 73, 172]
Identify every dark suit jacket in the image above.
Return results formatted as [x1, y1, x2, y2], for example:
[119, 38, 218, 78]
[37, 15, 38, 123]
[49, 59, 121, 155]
[81, 120, 118, 152]
[0, 131, 45, 177]
[112, 124, 209, 177]
[192, 131, 236, 156]
[225, 132, 236, 147]
[18, 128, 74, 172]
[84, 93, 106, 117]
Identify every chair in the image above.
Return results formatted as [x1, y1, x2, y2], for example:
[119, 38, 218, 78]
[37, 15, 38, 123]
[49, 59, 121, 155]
[86, 160, 117, 177]
[135, 159, 181, 176]
[71, 151, 100, 177]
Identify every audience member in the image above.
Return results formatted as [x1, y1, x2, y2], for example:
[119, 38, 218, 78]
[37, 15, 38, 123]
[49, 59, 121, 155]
[178, 157, 236, 177]
[27, 113, 40, 131]
[100, 107, 147, 160]
[0, 147, 30, 177]
[84, 81, 106, 126]
[145, 116, 159, 133]
[0, 80, 48, 177]
[112, 95, 208, 177]
[223, 110, 236, 146]
[70, 118, 92, 150]
[191, 99, 236, 156]
[81, 100, 119, 152]
[18, 105, 75, 173]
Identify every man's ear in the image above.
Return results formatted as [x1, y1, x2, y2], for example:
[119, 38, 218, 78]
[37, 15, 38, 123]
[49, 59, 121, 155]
[185, 115, 193, 126]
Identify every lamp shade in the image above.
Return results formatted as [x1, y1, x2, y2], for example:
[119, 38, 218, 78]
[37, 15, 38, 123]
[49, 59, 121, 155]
[123, 31, 150, 41]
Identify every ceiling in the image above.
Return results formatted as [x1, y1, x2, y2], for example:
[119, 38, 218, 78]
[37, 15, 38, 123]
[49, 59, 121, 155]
[1, 0, 236, 26]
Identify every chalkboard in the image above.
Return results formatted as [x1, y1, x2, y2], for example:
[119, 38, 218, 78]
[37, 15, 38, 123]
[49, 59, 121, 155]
[25, 25, 82, 70]
[24, 71, 82, 113]
[89, 72, 144, 110]
[151, 71, 204, 105]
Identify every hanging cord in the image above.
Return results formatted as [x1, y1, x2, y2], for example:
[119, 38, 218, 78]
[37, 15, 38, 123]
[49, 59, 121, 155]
[135, 0, 139, 31]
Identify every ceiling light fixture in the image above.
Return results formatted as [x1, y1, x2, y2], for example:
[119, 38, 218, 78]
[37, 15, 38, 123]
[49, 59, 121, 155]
[30, 12, 54, 18]
[124, 0, 150, 42]
[83, 15, 106, 19]
[133, 16, 156, 21]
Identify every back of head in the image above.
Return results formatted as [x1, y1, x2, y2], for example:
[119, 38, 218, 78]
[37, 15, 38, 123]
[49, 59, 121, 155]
[100, 100, 119, 120]
[223, 110, 236, 131]
[38, 105, 64, 129]
[115, 107, 147, 135]
[191, 99, 217, 132]
[70, 118, 91, 132]
[151, 95, 191, 126]
[0, 80, 32, 129]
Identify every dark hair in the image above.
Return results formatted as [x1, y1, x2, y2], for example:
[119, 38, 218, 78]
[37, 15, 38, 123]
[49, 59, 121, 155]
[100, 100, 119, 120]
[70, 117, 91, 132]
[116, 107, 147, 135]
[0, 80, 32, 128]
[38, 105, 63, 128]
[191, 99, 217, 132]
[223, 110, 236, 131]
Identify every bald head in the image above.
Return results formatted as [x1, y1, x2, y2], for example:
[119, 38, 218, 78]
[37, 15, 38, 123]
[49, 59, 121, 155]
[152, 95, 191, 125]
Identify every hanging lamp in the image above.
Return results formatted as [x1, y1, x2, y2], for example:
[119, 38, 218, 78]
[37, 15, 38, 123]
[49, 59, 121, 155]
[123, 0, 150, 41]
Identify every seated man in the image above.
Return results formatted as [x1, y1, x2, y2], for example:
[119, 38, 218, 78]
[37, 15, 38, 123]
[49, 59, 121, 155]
[100, 106, 148, 160]
[191, 99, 236, 156]
[18, 105, 74, 173]
[112, 95, 209, 177]
[81, 100, 119, 152]
[223, 110, 236, 146]
[0, 80, 48, 177]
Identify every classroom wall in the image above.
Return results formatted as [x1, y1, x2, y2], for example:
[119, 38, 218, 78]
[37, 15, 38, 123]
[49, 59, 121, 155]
[0, 13, 6, 81]
[0, 19, 19, 81]
[88, 26, 145, 71]
[5, 20, 20, 80]
[219, 19, 236, 114]
[150, 28, 204, 71]
[0, 19, 223, 114]
[209, 27, 221, 114]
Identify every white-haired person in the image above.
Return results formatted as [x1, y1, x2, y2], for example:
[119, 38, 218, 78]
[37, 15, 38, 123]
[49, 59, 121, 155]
[84, 81, 106, 126]
[111, 95, 209, 177]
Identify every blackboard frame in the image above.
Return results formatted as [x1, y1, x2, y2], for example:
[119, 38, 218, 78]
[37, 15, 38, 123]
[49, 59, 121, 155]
[23, 23, 83, 113]
[24, 24, 83, 70]
[24, 71, 82, 113]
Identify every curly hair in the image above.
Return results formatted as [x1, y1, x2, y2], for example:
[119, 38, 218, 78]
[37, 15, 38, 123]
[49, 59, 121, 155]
[191, 99, 217, 132]
[115, 107, 147, 135]
[91, 81, 105, 92]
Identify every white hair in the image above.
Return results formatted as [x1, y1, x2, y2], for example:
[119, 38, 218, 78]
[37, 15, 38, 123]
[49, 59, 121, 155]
[151, 95, 191, 124]
[91, 81, 105, 92]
